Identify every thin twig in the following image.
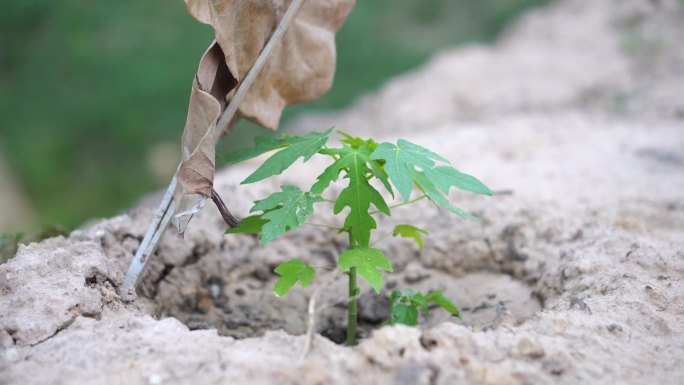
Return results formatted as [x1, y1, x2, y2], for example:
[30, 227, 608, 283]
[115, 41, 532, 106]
[369, 195, 427, 216]
[120, 176, 177, 301]
[303, 222, 341, 230]
[300, 272, 338, 359]
[300, 293, 317, 359]
[370, 230, 394, 247]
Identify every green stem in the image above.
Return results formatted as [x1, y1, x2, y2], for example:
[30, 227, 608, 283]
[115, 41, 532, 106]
[346, 233, 358, 346]
[368, 194, 427, 215]
[370, 230, 393, 246]
[346, 265, 358, 346]
[303, 222, 341, 230]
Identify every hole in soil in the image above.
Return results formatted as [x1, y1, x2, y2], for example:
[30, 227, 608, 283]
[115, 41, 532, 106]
[137, 242, 543, 344]
[128, 204, 552, 344]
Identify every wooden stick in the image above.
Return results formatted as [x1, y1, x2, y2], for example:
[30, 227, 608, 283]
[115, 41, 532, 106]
[120, 176, 177, 301]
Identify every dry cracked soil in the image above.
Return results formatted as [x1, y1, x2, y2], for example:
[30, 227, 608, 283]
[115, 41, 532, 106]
[2, 0, 684, 384]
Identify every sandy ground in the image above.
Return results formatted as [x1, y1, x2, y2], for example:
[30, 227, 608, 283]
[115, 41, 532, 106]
[2, 0, 684, 384]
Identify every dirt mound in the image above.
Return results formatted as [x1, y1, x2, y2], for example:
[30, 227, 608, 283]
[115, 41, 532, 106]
[2, 1, 684, 384]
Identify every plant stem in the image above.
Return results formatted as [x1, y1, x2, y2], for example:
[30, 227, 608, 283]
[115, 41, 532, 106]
[210, 188, 240, 228]
[346, 232, 359, 346]
[346, 265, 358, 346]
[303, 222, 340, 230]
[369, 194, 427, 215]
[370, 230, 393, 246]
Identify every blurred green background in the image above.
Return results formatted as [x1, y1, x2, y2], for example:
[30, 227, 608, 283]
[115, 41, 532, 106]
[0, 0, 549, 232]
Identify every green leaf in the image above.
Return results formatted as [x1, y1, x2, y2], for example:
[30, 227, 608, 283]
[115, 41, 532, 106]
[390, 289, 403, 305]
[413, 172, 477, 220]
[336, 133, 393, 195]
[223, 128, 334, 184]
[370, 139, 491, 202]
[225, 214, 268, 234]
[273, 259, 315, 297]
[312, 144, 390, 247]
[250, 185, 323, 244]
[338, 131, 368, 149]
[408, 291, 429, 311]
[390, 304, 419, 325]
[221, 135, 283, 165]
[392, 224, 428, 249]
[338, 248, 393, 293]
[427, 290, 461, 319]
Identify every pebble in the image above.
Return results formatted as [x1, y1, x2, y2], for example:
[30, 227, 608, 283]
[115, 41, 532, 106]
[4, 347, 20, 363]
[148, 374, 163, 385]
[517, 337, 545, 359]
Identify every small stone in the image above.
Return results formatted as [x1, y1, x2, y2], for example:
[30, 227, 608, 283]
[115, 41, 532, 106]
[209, 283, 221, 299]
[516, 337, 545, 359]
[148, 373, 163, 385]
[569, 296, 591, 313]
[543, 358, 567, 376]
[4, 347, 20, 363]
[606, 323, 623, 333]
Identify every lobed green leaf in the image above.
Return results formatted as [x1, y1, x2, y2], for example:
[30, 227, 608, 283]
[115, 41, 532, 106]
[413, 172, 477, 220]
[312, 144, 390, 247]
[390, 304, 418, 326]
[250, 185, 323, 244]
[221, 135, 283, 165]
[223, 128, 334, 184]
[392, 224, 428, 249]
[273, 259, 315, 297]
[370, 139, 491, 204]
[427, 290, 461, 319]
[408, 291, 429, 311]
[225, 214, 268, 234]
[338, 248, 393, 293]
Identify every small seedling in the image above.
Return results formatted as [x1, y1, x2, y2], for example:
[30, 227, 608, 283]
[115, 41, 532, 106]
[0, 225, 70, 264]
[225, 128, 490, 345]
[0, 232, 22, 264]
[389, 289, 461, 326]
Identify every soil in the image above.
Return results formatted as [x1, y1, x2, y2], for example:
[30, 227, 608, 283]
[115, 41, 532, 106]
[2, 0, 684, 384]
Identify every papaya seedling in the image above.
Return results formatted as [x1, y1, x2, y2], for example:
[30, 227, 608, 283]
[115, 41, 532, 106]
[389, 289, 461, 326]
[225, 128, 490, 345]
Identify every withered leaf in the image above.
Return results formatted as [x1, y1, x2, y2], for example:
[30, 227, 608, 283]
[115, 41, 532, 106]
[185, 0, 355, 129]
[174, 43, 235, 230]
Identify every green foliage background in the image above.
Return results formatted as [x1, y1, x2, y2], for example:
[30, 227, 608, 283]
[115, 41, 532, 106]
[0, 0, 548, 229]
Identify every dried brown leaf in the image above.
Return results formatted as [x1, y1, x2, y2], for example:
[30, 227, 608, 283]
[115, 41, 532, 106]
[174, 43, 235, 231]
[185, 0, 355, 129]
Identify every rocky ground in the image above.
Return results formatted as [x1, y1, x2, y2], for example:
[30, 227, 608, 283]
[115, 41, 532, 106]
[2, 0, 684, 384]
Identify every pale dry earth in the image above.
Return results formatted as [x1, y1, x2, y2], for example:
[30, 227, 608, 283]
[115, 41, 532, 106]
[2, 0, 684, 384]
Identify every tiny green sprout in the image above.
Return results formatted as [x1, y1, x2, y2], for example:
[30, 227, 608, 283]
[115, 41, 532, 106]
[389, 289, 461, 326]
[223, 128, 490, 345]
